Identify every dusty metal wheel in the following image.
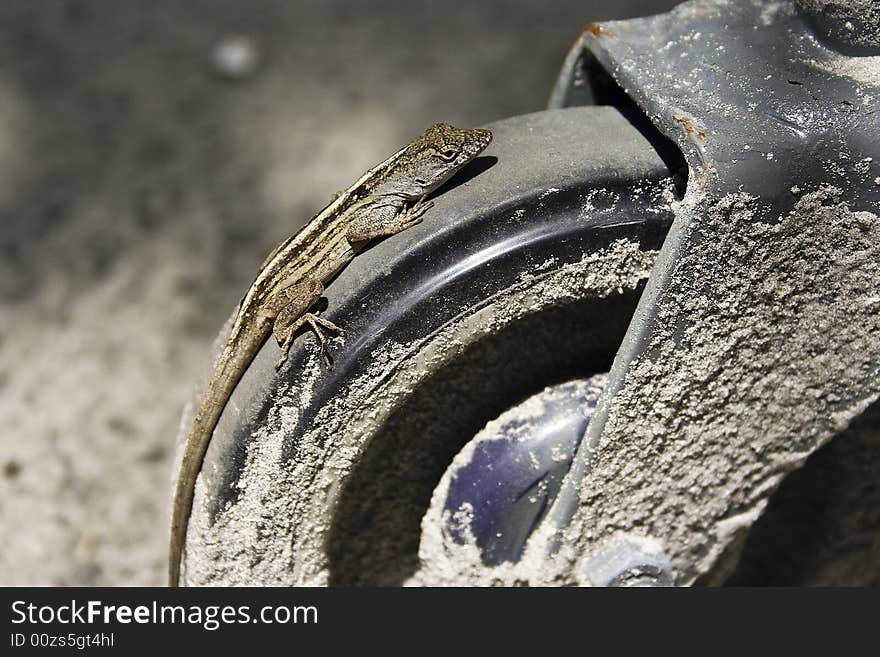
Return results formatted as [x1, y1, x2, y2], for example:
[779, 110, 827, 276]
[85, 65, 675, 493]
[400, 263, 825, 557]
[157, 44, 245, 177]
[175, 106, 678, 585]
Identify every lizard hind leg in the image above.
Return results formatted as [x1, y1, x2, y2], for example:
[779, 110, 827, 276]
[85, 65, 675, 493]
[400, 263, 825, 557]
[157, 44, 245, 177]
[274, 313, 342, 370]
[267, 279, 343, 370]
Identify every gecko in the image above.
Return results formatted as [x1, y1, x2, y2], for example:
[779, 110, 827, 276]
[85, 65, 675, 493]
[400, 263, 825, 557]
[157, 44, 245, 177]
[168, 123, 492, 586]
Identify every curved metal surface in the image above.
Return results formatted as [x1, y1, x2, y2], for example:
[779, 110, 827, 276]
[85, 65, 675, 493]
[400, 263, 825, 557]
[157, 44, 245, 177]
[438, 377, 606, 567]
[795, 0, 880, 55]
[546, 0, 880, 584]
[180, 106, 676, 585]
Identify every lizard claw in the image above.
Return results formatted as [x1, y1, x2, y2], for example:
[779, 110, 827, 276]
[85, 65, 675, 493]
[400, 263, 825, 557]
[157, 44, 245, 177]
[274, 334, 293, 370]
[313, 315, 343, 333]
[305, 314, 342, 369]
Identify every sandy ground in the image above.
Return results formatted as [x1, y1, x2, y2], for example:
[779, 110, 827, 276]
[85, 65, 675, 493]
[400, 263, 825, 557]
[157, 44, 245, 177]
[0, 0, 680, 586]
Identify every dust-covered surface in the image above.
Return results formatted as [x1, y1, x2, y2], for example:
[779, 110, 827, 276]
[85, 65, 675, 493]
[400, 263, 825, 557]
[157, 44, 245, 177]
[796, 0, 880, 52]
[411, 376, 607, 587]
[0, 0, 682, 586]
[180, 239, 658, 585]
[547, 0, 880, 585]
[728, 397, 880, 586]
[555, 187, 880, 585]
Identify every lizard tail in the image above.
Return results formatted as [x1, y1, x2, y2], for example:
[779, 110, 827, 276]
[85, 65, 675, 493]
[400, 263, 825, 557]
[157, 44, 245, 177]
[168, 341, 258, 587]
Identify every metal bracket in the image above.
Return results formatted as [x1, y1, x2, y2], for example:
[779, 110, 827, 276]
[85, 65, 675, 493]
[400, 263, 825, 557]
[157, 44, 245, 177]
[546, 0, 880, 584]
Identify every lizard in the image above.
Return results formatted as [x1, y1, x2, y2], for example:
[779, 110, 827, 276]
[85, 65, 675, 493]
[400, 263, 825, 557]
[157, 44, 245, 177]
[168, 123, 492, 586]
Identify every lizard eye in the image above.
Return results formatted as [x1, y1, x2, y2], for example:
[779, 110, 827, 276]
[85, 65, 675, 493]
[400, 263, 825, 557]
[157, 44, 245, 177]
[438, 145, 460, 161]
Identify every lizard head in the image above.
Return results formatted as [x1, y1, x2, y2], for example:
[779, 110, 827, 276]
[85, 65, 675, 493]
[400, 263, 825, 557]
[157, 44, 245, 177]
[379, 123, 492, 198]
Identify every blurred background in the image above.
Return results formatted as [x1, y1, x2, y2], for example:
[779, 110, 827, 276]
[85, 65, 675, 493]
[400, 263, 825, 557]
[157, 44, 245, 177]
[0, 0, 679, 585]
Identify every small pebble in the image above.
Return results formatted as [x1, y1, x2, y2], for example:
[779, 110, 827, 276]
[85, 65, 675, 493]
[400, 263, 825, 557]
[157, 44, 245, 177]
[212, 35, 260, 80]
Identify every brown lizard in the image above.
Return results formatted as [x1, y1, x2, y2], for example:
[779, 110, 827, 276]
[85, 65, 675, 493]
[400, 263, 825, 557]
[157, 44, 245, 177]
[169, 123, 492, 586]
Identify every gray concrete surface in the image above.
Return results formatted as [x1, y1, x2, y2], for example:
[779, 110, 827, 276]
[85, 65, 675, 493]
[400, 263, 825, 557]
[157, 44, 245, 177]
[0, 0, 679, 585]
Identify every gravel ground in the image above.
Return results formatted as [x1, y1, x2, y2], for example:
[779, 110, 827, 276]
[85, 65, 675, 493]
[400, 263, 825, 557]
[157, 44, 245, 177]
[0, 0, 679, 586]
